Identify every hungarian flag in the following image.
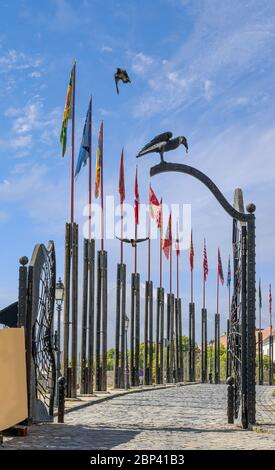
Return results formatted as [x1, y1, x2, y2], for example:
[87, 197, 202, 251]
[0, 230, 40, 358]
[149, 185, 161, 225]
[259, 279, 262, 309]
[203, 238, 208, 281]
[95, 121, 103, 198]
[118, 148, 125, 204]
[218, 248, 224, 285]
[75, 98, 91, 178]
[134, 166, 139, 225]
[227, 256, 231, 288]
[190, 230, 194, 272]
[175, 222, 180, 257]
[162, 212, 172, 259]
[60, 61, 75, 157]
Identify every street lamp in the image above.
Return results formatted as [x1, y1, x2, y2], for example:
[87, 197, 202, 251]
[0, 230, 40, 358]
[125, 316, 130, 389]
[55, 277, 64, 386]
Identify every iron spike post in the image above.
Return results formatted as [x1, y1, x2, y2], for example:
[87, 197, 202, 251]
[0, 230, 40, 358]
[144, 281, 149, 384]
[114, 264, 122, 388]
[156, 286, 164, 383]
[166, 293, 171, 383]
[80, 238, 89, 393]
[241, 225, 247, 426]
[178, 298, 184, 382]
[95, 250, 108, 391]
[88, 239, 95, 394]
[189, 302, 195, 382]
[258, 279, 263, 385]
[71, 222, 78, 398]
[246, 205, 256, 426]
[120, 263, 126, 388]
[201, 308, 207, 383]
[149, 280, 153, 385]
[63, 223, 71, 397]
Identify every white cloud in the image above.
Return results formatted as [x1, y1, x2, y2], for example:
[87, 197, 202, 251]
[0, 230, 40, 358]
[131, 52, 154, 76]
[204, 79, 213, 101]
[29, 71, 41, 78]
[132, 1, 275, 118]
[2, 101, 61, 157]
[101, 45, 113, 53]
[0, 49, 42, 73]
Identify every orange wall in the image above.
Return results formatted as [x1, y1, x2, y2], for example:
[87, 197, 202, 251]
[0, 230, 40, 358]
[0, 328, 28, 431]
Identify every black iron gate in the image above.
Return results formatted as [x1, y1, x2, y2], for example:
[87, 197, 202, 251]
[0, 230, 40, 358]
[151, 163, 256, 429]
[19, 241, 56, 422]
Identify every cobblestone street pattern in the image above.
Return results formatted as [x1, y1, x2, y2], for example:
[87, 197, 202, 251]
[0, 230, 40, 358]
[2, 385, 275, 450]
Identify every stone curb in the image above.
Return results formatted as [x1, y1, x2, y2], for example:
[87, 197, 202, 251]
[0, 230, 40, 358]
[56, 382, 197, 417]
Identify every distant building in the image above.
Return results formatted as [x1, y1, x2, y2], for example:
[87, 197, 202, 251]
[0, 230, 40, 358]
[218, 327, 275, 361]
[258, 326, 275, 360]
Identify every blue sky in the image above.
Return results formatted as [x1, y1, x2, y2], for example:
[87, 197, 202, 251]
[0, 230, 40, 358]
[1, 0, 275, 344]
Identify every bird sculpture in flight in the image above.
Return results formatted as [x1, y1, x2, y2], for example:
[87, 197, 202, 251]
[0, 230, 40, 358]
[114, 68, 131, 94]
[115, 235, 149, 247]
[136, 131, 188, 164]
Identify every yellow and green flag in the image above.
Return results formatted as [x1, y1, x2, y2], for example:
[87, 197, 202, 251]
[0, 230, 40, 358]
[60, 62, 75, 157]
[95, 121, 103, 198]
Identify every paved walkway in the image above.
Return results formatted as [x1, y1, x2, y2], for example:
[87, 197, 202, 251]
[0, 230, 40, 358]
[2, 384, 275, 450]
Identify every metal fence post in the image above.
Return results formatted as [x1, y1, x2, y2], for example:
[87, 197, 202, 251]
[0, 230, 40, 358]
[58, 377, 65, 423]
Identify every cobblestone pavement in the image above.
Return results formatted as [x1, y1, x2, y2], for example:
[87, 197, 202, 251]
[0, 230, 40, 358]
[2, 384, 275, 450]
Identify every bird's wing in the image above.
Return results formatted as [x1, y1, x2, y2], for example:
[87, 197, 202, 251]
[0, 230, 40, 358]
[138, 132, 173, 155]
[136, 237, 149, 243]
[115, 235, 132, 243]
[122, 70, 131, 83]
[114, 74, 120, 94]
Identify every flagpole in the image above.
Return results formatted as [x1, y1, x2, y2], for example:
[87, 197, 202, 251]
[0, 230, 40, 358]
[170, 216, 172, 295]
[259, 281, 262, 332]
[190, 230, 194, 303]
[176, 249, 179, 299]
[159, 200, 163, 288]
[216, 272, 219, 315]
[101, 122, 104, 251]
[148, 191, 151, 282]
[203, 276, 206, 310]
[176, 222, 179, 299]
[270, 284, 272, 337]
[134, 166, 138, 274]
[120, 201, 123, 264]
[134, 224, 137, 274]
[71, 61, 76, 224]
[190, 262, 193, 303]
[88, 96, 92, 240]
[228, 283, 231, 319]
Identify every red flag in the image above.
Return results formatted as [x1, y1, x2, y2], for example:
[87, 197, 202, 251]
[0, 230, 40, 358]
[118, 148, 125, 204]
[218, 248, 224, 285]
[156, 197, 162, 230]
[203, 238, 208, 281]
[175, 222, 180, 256]
[134, 167, 139, 225]
[149, 185, 161, 224]
[190, 230, 194, 271]
[162, 212, 172, 259]
[95, 121, 103, 198]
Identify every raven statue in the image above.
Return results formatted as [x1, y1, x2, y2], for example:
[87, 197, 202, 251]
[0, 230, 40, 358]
[115, 235, 149, 247]
[136, 132, 188, 163]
